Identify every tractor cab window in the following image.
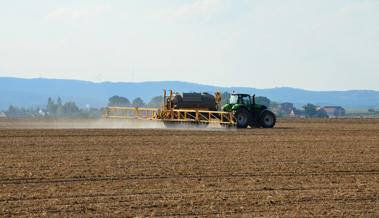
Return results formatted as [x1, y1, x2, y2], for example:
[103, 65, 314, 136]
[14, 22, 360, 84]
[229, 95, 250, 105]
[241, 96, 251, 105]
[229, 95, 238, 104]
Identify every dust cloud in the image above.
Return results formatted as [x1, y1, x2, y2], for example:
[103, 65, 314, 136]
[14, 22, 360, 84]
[0, 118, 231, 131]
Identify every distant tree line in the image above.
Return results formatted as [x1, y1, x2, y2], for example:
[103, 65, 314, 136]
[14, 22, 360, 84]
[47, 97, 79, 115]
[107, 95, 163, 108]
[3, 92, 355, 119]
[3, 95, 163, 118]
[6, 105, 44, 118]
[4, 97, 102, 118]
[108, 92, 329, 118]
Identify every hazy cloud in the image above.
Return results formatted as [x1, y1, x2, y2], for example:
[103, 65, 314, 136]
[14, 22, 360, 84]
[0, 1, 378, 90]
[175, 0, 221, 16]
[47, 4, 111, 22]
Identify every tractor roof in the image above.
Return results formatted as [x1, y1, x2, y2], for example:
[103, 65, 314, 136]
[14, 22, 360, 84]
[231, 93, 251, 96]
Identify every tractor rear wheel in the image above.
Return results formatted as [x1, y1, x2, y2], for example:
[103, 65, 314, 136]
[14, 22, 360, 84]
[234, 108, 251, 128]
[259, 110, 276, 128]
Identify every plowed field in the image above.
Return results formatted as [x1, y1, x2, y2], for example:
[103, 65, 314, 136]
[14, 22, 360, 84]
[0, 119, 378, 217]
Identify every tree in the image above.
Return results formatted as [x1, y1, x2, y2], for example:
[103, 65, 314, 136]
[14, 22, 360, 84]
[55, 97, 64, 116]
[56, 105, 64, 116]
[8, 105, 18, 113]
[47, 97, 57, 114]
[57, 97, 62, 107]
[147, 96, 163, 108]
[303, 104, 318, 118]
[316, 109, 328, 118]
[132, 97, 145, 107]
[108, 96, 130, 106]
[255, 96, 271, 107]
[62, 102, 79, 114]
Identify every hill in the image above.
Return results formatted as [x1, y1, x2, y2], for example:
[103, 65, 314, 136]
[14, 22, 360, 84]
[1, 77, 378, 110]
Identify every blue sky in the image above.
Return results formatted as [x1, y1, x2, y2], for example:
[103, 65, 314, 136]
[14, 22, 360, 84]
[0, 0, 378, 90]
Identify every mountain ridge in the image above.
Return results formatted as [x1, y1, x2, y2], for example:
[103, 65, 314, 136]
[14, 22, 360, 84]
[1, 77, 378, 110]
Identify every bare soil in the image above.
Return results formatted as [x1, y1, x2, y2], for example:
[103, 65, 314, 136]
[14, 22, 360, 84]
[0, 118, 378, 217]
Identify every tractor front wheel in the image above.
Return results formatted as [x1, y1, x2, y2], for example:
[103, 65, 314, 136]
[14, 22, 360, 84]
[234, 108, 251, 128]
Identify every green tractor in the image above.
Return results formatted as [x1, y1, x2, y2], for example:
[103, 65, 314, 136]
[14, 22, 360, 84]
[222, 93, 276, 128]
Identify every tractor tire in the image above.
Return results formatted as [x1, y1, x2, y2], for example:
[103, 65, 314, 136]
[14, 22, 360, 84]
[259, 110, 276, 128]
[234, 108, 251, 128]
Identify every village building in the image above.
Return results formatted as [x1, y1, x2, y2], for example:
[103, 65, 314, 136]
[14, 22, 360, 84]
[0, 112, 7, 118]
[279, 102, 294, 116]
[322, 106, 346, 117]
[289, 109, 296, 117]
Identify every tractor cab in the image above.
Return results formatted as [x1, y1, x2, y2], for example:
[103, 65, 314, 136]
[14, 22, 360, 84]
[222, 93, 275, 128]
[229, 94, 251, 105]
[223, 93, 266, 112]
